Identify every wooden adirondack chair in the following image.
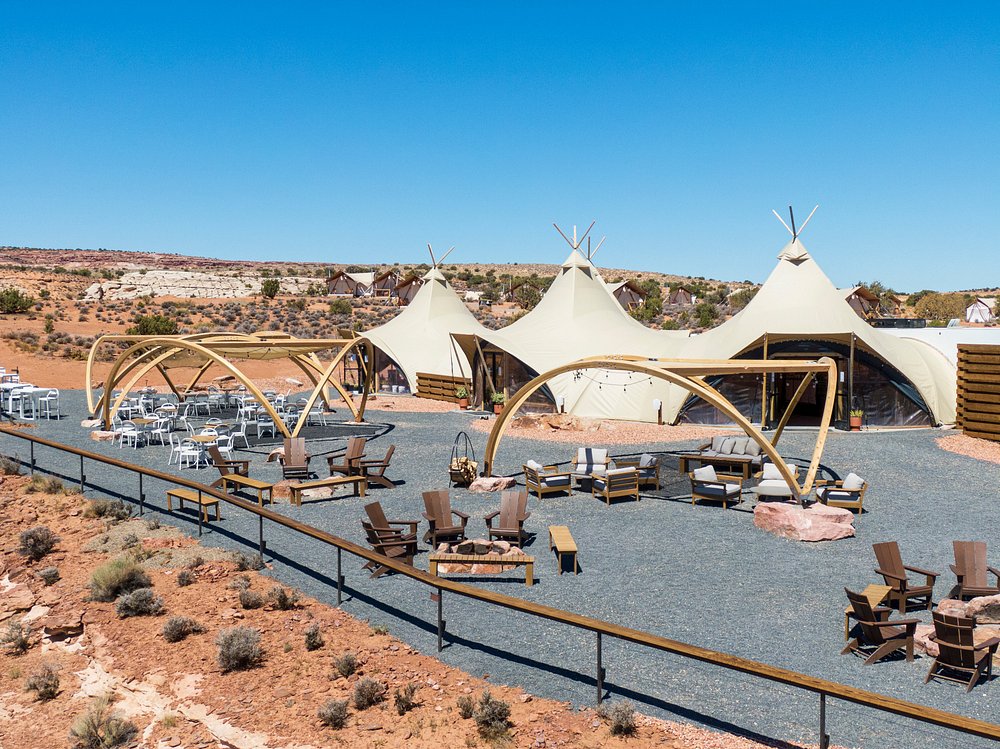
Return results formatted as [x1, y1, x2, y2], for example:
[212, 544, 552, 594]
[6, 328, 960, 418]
[841, 588, 918, 665]
[359, 445, 396, 489]
[279, 437, 311, 480]
[925, 611, 1000, 692]
[873, 541, 938, 613]
[207, 445, 250, 480]
[364, 500, 418, 542]
[361, 520, 417, 579]
[328, 436, 366, 477]
[951, 541, 1000, 600]
[421, 490, 469, 546]
[484, 490, 531, 546]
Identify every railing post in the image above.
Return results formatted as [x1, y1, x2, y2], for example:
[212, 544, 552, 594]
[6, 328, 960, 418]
[336, 547, 342, 606]
[30, 442, 34, 476]
[258, 514, 265, 557]
[437, 588, 444, 652]
[138, 473, 144, 515]
[819, 693, 830, 749]
[197, 489, 203, 537]
[596, 632, 604, 705]
[79, 455, 85, 493]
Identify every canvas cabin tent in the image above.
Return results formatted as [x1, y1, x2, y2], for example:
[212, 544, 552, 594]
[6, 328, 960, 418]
[668, 238, 956, 427]
[327, 271, 376, 297]
[609, 280, 647, 311]
[966, 298, 996, 324]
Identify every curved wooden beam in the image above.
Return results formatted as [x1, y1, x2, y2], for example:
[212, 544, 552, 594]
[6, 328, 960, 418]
[290, 338, 373, 435]
[483, 357, 839, 502]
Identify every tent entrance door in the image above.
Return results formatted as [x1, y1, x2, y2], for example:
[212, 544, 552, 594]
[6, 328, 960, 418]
[769, 367, 840, 427]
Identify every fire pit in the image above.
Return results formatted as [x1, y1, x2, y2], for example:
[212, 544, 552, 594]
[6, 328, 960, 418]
[429, 538, 535, 586]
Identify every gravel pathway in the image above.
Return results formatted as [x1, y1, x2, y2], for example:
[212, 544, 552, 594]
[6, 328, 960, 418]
[3, 391, 999, 748]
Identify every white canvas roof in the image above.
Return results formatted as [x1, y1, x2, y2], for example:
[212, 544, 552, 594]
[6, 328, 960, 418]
[454, 250, 689, 422]
[362, 267, 488, 389]
[667, 238, 956, 424]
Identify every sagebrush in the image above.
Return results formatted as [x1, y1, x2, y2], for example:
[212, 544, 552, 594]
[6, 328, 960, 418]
[333, 651, 357, 678]
[216, 626, 262, 672]
[318, 699, 348, 729]
[394, 682, 419, 715]
[18, 526, 60, 561]
[25, 663, 60, 701]
[90, 558, 152, 602]
[115, 588, 164, 618]
[353, 677, 386, 710]
[69, 694, 137, 749]
[474, 690, 511, 740]
[162, 616, 203, 643]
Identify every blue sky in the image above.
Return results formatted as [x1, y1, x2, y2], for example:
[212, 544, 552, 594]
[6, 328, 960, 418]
[1, 3, 997, 291]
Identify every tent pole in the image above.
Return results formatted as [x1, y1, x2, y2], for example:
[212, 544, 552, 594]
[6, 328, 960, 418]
[761, 334, 769, 428]
[848, 334, 855, 424]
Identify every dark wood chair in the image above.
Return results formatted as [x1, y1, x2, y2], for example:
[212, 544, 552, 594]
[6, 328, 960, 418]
[841, 588, 918, 665]
[207, 445, 250, 479]
[278, 437, 311, 480]
[873, 541, 938, 613]
[951, 541, 1000, 600]
[925, 611, 1000, 692]
[421, 489, 469, 547]
[484, 490, 531, 546]
[359, 444, 396, 489]
[361, 520, 417, 579]
[327, 436, 366, 477]
[364, 500, 418, 542]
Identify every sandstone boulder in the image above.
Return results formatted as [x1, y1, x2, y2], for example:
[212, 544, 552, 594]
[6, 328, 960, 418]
[936, 599, 968, 618]
[472, 539, 491, 555]
[90, 430, 116, 442]
[454, 540, 475, 555]
[81, 419, 102, 428]
[753, 502, 855, 542]
[914, 624, 938, 657]
[39, 608, 85, 639]
[966, 595, 1000, 624]
[468, 476, 517, 493]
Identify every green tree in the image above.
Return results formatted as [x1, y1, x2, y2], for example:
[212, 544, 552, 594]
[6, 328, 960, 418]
[694, 301, 719, 328]
[126, 314, 178, 335]
[728, 287, 758, 311]
[914, 292, 967, 321]
[329, 299, 352, 315]
[260, 279, 280, 299]
[0, 288, 35, 314]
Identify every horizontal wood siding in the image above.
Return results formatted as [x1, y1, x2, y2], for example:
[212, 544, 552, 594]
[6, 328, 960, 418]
[957, 345, 1000, 441]
[415, 372, 471, 403]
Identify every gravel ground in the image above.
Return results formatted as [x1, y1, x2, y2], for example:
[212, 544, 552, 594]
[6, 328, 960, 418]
[3, 391, 999, 748]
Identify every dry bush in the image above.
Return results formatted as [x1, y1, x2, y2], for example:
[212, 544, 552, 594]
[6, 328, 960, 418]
[304, 624, 324, 651]
[603, 701, 637, 736]
[353, 677, 386, 710]
[24, 476, 66, 495]
[333, 652, 357, 678]
[84, 498, 132, 522]
[216, 626, 262, 672]
[162, 616, 203, 643]
[35, 566, 60, 585]
[69, 694, 137, 749]
[175, 570, 194, 587]
[1, 621, 30, 654]
[114, 588, 164, 618]
[267, 585, 299, 610]
[318, 699, 348, 729]
[25, 663, 60, 701]
[474, 690, 511, 740]
[457, 694, 475, 719]
[90, 558, 152, 602]
[239, 589, 264, 610]
[18, 526, 60, 561]
[394, 682, 419, 715]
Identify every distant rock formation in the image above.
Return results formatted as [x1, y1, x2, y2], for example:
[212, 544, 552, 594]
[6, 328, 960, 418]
[82, 270, 317, 300]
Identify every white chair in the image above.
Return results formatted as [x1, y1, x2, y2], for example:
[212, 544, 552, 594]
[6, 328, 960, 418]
[215, 434, 235, 459]
[230, 421, 250, 449]
[179, 438, 204, 469]
[205, 417, 223, 427]
[118, 421, 142, 449]
[167, 433, 183, 465]
[149, 418, 171, 446]
[198, 428, 218, 447]
[39, 389, 60, 419]
[256, 415, 275, 438]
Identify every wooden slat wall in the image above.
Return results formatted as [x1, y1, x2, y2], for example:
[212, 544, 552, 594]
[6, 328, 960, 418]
[415, 372, 471, 403]
[957, 344, 1000, 441]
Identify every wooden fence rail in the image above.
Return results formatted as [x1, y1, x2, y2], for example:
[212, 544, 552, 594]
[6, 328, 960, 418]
[0, 425, 998, 745]
[958, 344, 1000, 442]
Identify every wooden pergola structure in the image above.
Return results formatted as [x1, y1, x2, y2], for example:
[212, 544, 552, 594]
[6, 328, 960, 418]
[86, 332, 374, 437]
[483, 355, 839, 502]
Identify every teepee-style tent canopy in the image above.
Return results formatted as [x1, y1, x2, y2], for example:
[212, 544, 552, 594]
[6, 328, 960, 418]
[453, 225, 690, 421]
[668, 220, 956, 427]
[361, 246, 490, 399]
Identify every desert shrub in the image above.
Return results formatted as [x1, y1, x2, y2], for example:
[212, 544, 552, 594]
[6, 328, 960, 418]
[1, 621, 30, 654]
[239, 589, 264, 609]
[36, 566, 60, 585]
[175, 570, 194, 587]
[304, 624, 324, 651]
[85, 498, 132, 522]
[186, 555, 204, 569]
[0, 454, 21, 475]
[353, 677, 386, 710]
[260, 279, 281, 299]
[145, 516, 161, 530]
[457, 694, 475, 719]
[318, 699, 348, 729]
[25, 663, 60, 701]
[69, 694, 137, 748]
[267, 585, 299, 610]
[394, 682, 419, 715]
[369, 623, 389, 636]
[474, 690, 511, 739]
[333, 651, 357, 678]
[0, 287, 35, 314]
[126, 314, 178, 335]
[216, 626, 262, 672]
[329, 299, 352, 315]
[18, 525, 60, 561]
[90, 558, 152, 602]
[120, 533, 139, 550]
[228, 574, 251, 590]
[162, 616, 203, 643]
[115, 588, 164, 618]
[24, 476, 66, 495]
[233, 551, 264, 571]
[602, 701, 637, 736]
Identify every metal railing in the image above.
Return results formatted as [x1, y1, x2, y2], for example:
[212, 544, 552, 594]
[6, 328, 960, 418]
[1, 425, 998, 746]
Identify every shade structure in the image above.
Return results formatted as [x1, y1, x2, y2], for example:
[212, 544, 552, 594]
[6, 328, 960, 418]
[453, 250, 690, 421]
[668, 238, 957, 426]
[361, 267, 490, 393]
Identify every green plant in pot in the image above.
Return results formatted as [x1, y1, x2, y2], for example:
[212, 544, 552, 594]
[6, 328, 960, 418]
[455, 386, 469, 409]
[849, 408, 864, 431]
[491, 391, 506, 414]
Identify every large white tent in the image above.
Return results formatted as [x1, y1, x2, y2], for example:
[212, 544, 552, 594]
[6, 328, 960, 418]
[361, 266, 488, 393]
[453, 249, 690, 421]
[666, 238, 957, 426]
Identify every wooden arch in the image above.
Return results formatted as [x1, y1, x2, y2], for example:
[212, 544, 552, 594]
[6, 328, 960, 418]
[94, 334, 373, 437]
[483, 356, 839, 502]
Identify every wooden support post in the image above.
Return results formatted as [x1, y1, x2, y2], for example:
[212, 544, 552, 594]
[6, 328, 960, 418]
[138, 473, 144, 515]
[79, 455, 85, 493]
[596, 632, 604, 704]
[197, 490, 203, 536]
[761, 334, 769, 428]
[437, 589, 445, 652]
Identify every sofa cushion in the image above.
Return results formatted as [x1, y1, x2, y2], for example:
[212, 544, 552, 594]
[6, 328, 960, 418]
[525, 459, 543, 472]
[606, 467, 634, 477]
[731, 437, 749, 455]
[743, 440, 762, 457]
[639, 453, 657, 468]
[696, 483, 741, 498]
[541, 475, 570, 487]
[842, 472, 865, 491]
[762, 462, 798, 481]
[711, 436, 727, 452]
[693, 465, 718, 482]
[753, 479, 794, 497]
[576, 447, 608, 464]
[719, 437, 736, 454]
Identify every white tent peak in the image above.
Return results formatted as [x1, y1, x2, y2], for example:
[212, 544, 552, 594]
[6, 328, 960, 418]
[777, 237, 811, 262]
[421, 266, 448, 283]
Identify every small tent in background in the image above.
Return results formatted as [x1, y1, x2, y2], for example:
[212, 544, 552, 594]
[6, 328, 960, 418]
[666, 286, 697, 306]
[966, 298, 996, 324]
[371, 270, 402, 298]
[668, 208, 956, 428]
[326, 270, 376, 297]
[609, 279, 647, 311]
[842, 286, 881, 320]
[392, 274, 424, 306]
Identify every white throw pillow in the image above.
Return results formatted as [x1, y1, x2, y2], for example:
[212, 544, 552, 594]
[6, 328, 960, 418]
[711, 436, 727, 451]
[744, 441, 762, 456]
[842, 472, 865, 490]
[731, 437, 749, 455]
[762, 462, 798, 480]
[693, 465, 718, 482]
[720, 437, 737, 454]
[639, 453, 656, 467]
[525, 460, 542, 471]
[606, 467, 633, 476]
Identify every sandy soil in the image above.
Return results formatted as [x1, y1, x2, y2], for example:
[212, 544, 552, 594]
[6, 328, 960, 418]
[0, 475, 836, 749]
[469, 412, 726, 446]
[936, 433, 1000, 465]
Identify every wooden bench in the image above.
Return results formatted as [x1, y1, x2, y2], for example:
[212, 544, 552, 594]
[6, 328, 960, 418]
[166, 488, 220, 522]
[428, 553, 534, 586]
[548, 525, 578, 575]
[219, 475, 273, 506]
[288, 475, 366, 506]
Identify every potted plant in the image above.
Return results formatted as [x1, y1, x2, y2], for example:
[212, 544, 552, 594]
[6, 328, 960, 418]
[849, 408, 864, 432]
[491, 391, 506, 415]
[455, 386, 469, 410]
